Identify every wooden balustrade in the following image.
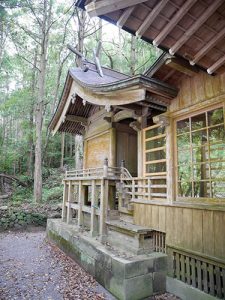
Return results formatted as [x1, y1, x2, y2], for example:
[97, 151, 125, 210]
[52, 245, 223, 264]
[167, 246, 225, 299]
[118, 176, 167, 210]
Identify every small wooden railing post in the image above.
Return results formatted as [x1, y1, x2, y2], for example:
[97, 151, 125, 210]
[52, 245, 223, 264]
[66, 181, 73, 224]
[103, 158, 108, 177]
[78, 180, 84, 228]
[121, 160, 125, 179]
[62, 180, 68, 222]
[99, 179, 108, 243]
[148, 178, 152, 201]
[131, 179, 135, 201]
[90, 179, 98, 237]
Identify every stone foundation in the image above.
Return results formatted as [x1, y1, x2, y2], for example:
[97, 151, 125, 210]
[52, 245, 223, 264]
[47, 219, 168, 300]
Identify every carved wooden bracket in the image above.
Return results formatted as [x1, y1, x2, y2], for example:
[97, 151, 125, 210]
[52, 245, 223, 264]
[129, 121, 141, 131]
[153, 115, 170, 127]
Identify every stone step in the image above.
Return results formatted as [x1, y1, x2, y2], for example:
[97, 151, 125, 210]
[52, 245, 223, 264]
[106, 220, 154, 255]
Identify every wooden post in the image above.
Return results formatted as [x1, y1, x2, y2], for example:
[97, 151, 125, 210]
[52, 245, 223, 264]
[62, 180, 68, 222]
[103, 158, 108, 177]
[132, 179, 135, 201]
[121, 160, 125, 179]
[166, 118, 174, 202]
[99, 179, 108, 243]
[137, 129, 143, 177]
[66, 181, 73, 224]
[78, 180, 84, 228]
[90, 180, 98, 237]
[148, 178, 152, 201]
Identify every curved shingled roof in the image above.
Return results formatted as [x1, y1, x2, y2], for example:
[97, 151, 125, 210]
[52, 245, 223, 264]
[49, 62, 178, 135]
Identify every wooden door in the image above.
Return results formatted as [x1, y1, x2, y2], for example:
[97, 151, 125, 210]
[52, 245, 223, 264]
[116, 124, 137, 176]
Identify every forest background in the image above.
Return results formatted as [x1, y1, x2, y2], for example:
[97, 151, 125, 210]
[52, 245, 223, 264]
[0, 0, 160, 203]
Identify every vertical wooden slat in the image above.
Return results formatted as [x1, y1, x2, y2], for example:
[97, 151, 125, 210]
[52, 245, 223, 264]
[209, 264, 215, 296]
[191, 258, 196, 288]
[215, 266, 222, 298]
[202, 262, 208, 293]
[175, 253, 181, 280]
[197, 260, 202, 290]
[186, 256, 191, 285]
[222, 269, 225, 298]
[180, 254, 185, 282]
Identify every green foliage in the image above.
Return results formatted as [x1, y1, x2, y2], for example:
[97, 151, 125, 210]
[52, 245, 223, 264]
[0, 0, 160, 203]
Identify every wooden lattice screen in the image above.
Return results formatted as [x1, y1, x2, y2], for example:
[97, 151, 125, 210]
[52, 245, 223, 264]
[171, 248, 225, 298]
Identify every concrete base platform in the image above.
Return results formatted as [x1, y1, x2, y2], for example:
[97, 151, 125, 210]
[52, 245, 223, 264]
[47, 219, 168, 300]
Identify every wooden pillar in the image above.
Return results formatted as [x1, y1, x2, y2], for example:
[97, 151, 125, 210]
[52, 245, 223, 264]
[78, 180, 84, 228]
[90, 179, 98, 237]
[166, 118, 174, 203]
[66, 181, 73, 224]
[99, 179, 108, 243]
[137, 129, 143, 177]
[103, 158, 108, 177]
[109, 128, 116, 167]
[62, 180, 68, 222]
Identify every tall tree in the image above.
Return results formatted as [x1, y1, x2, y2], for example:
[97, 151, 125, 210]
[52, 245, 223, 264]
[33, 0, 52, 202]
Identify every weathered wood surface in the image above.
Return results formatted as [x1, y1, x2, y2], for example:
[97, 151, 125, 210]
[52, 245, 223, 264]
[134, 203, 225, 260]
[169, 71, 225, 113]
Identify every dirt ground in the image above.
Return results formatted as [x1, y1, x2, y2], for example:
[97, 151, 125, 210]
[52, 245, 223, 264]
[0, 228, 180, 300]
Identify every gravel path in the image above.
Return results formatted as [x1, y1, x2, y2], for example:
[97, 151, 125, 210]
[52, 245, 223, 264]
[0, 228, 113, 300]
[0, 229, 180, 300]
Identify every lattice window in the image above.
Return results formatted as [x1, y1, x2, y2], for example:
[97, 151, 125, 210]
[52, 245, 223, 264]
[176, 106, 225, 199]
[173, 250, 225, 298]
[143, 124, 166, 177]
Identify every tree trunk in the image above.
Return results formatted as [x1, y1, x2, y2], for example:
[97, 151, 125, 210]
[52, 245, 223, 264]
[130, 35, 136, 75]
[27, 47, 37, 177]
[60, 132, 65, 169]
[34, 0, 52, 202]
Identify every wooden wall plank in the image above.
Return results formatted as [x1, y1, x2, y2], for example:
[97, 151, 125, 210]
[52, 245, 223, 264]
[203, 210, 214, 257]
[214, 211, 225, 259]
[166, 206, 174, 245]
[182, 208, 193, 249]
[158, 206, 166, 232]
[174, 207, 183, 247]
[191, 210, 203, 253]
[152, 205, 159, 230]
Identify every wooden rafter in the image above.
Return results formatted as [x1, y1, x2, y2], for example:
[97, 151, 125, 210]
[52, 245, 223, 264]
[85, 0, 148, 18]
[190, 27, 225, 65]
[117, 6, 135, 28]
[169, 0, 223, 55]
[165, 57, 198, 76]
[65, 115, 88, 125]
[153, 0, 198, 46]
[207, 54, 225, 74]
[136, 0, 170, 38]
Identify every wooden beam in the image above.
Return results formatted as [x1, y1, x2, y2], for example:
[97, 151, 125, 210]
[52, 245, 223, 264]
[136, 0, 170, 37]
[65, 115, 88, 125]
[85, 0, 148, 18]
[190, 27, 225, 65]
[117, 6, 135, 28]
[161, 69, 176, 81]
[169, 0, 223, 55]
[207, 54, 225, 74]
[153, 0, 198, 46]
[165, 57, 198, 76]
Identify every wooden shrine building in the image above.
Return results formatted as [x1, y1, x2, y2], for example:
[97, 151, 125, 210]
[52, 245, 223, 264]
[48, 1, 225, 299]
